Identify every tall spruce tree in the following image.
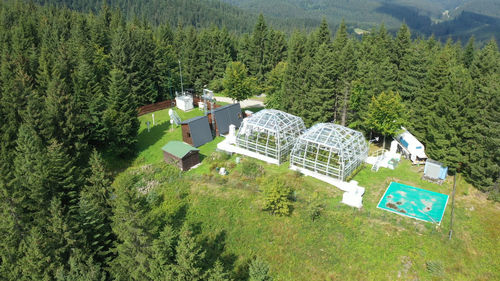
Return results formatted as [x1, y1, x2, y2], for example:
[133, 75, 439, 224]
[78, 150, 114, 265]
[104, 68, 139, 156]
[173, 224, 206, 281]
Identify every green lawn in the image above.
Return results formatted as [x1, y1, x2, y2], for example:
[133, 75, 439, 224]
[114, 108, 500, 281]
[182, 159, 499, 280]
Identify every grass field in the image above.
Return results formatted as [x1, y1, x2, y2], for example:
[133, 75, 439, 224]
[114, 108, 500, 281]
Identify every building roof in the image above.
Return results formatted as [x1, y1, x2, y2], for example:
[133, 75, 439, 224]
[299, 123, 367, 157]
[180, 115, 206, 125]
[181, 115, 213, 147]
[213, 103, 242, 135]
[162, 141, 199, 158]
[243, 109, 305, 133]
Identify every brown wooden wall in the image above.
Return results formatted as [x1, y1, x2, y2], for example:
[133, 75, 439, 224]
[181, 124, 193, 146]
[163, 151, 182, 170]
[181, 151, 200, 171]
[138, 100, 175, 116]
[138, 98, 221, 116]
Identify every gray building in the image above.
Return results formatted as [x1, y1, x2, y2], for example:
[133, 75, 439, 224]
[181, 115, 213, 147]
[211, 103, 242, 136]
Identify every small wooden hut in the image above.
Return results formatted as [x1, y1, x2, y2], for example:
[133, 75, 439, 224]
[162, 141, 200, 171]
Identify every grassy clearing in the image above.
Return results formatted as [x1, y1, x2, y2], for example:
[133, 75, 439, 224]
[183, 158, 499, 280]
[114, 108, 500, 281]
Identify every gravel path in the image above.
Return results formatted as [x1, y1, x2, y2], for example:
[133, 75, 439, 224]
[214, 96, 264, 109]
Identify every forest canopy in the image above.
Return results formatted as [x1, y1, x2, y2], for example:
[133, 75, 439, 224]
[0, 0, 498, 279]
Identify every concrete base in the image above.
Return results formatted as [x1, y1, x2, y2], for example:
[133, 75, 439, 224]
[289, 165, 365, 208]
[365, 152, 401, 170]
[217, 139, 280, 165]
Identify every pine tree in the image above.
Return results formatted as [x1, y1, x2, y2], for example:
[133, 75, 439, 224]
[18, 226, 52, 280]
[110, 172, 154, 281]
[173, 224, 206, 281]
[79, 150, 114, 265]
[283, 31, 308, 116]
[264, 61, 287, 110]
[104, 68, 139, 157]
[206, 260, 232, 281]
[148, 225, 177, 280]
[316, 18, 331, 45]
[250, 14, 269, 82]
[463, 36, 475, 69]
[465, 39, 500, 194]
[249, 256, 272, 281]
[398, 40, 429, 103]
[303, 43, 335, 125]
[13, 123, 49, 217]
[392, 24, 411, 72]
[55, 249, 106, 281]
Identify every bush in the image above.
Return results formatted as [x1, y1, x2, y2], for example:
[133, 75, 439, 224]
[241, 159, 264, 179]
[306, 199, 324, 221]
[249, 256, 272, 281]
[260, 176, 294, 216]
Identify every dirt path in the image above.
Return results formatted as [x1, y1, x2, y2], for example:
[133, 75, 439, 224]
[214, 96, 264, 109]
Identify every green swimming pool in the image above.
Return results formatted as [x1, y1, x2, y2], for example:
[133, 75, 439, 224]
[377, 182, 449, 224]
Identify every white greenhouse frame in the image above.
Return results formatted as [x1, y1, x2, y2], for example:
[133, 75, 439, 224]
[235, 109, 306, 163]
[290, 123, 368, 181]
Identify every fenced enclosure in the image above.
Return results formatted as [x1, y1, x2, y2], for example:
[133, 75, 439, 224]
[290, 123, 368, 181]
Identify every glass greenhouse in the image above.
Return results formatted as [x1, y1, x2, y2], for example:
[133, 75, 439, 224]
[235, 109, 306, 163]
[290, 123, 368, 181]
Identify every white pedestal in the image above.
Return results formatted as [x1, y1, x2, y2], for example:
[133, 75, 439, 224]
[341, 186, 364, 208]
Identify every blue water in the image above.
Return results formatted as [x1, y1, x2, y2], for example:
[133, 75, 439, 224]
[377, 182, 449, 224]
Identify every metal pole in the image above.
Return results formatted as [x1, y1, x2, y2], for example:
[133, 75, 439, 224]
[178, 60, 184, 95]
[448, 174, 457, 240]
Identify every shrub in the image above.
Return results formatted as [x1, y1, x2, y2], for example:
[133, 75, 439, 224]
[241, 159, 264, 179]
[260, 176, 293, 216]
[306, 199, 324, 221]
[249, 256, 272, 281]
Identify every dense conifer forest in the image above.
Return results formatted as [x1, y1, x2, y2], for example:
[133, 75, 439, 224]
[0, 0, 498, 279]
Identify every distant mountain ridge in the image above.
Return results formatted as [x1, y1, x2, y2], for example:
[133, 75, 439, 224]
[30, 0, 500, 44]
[225, 0, 499, 44]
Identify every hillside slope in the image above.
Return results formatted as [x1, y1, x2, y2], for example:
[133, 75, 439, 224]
[223, 0, 500, 43]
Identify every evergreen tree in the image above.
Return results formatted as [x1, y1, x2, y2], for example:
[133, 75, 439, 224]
[173, 224, 206, 281]
[250, 14, 269, 82]
[283, 31, 308, 116]
[206, 260, 232, 281]
[463, 36, 475, 69]
[316, 18, 331, 45]
[110, 172, 154, 280]
[104, 68, 139, 156]
[264, 61, 287, 110]
[392, 24, 411, 72]
[398, 40, 429, 103]
[13, 123, 48, 217]
[79, 150, 114, 265]
[249, 256, 272, 281]
[465, 39, 500, 195]
[55, 249, 106, 281]
[148, 225, 177, 280]
[18, 226, 52, 280]
[303, 43, 335, 125]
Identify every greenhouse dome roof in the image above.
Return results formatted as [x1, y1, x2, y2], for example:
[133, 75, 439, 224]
[299, 123, 366, 154]
[245, 109, 305, 132]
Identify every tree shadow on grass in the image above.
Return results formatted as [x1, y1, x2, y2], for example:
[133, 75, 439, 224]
[201, 230, 238, 278]
[136, 121, 171, 153]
